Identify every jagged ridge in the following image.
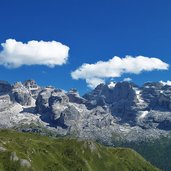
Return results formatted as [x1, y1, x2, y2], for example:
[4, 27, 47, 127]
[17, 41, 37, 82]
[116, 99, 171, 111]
[0, 80, 171, 144]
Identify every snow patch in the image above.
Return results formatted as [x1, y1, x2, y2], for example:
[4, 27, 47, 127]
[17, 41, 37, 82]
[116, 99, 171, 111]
[160, 80, 171, 86]
[139, 111, 149, 119]
[134, 88, 144, 104]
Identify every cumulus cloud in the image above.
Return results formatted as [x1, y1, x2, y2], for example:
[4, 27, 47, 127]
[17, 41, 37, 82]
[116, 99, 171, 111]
[0, 39, 69, 68]
[85, 78, 105, 89]
[123, 77, 132, 82]
[160, 80, 171, 86]
[71, 56, 169, 88]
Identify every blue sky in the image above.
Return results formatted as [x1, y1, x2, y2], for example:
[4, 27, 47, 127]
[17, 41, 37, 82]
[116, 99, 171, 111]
[0, 0, 171, 94]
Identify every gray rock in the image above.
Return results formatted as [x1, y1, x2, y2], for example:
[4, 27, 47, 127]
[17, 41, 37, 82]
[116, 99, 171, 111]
[20, 159, 31, 168]
[35, 87, 54, 114]
[56, 105, 80, 128]
[10, 152, 19, 161]
[0, 146, 7, 152]
[10, 151, 31, 168]
[12, 82, 32, 106]
[67, 88, 87, 104]
[141, 82, 165, 108]
[112, 82, 137, 102]
[158, 93, 170, 109]
[0, 94, 13, 112]
[49, 89, 69, 107]
[23, 80, 41, 99]
[83, 84, 108, 109]
[49, 90, 69, 120]
[0, 81, 13, 111]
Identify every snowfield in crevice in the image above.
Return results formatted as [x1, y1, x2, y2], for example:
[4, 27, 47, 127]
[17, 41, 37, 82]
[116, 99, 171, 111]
[139, 111, 149, 119]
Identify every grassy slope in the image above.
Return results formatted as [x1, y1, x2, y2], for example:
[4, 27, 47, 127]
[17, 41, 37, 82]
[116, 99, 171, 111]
[0, 129, 160, 171]
[113, 136, 171, 171]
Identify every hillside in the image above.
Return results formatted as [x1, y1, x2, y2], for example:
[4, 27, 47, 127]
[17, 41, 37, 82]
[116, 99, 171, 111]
[113, 136, 171, 171]
[0, 129, 160, 171]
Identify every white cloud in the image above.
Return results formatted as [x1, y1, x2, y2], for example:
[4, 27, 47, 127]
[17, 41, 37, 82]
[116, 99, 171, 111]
[108, 81, 116, 88]
[0, 39, 69, 68]
[160, 80, 171, 86]
[71, 56, 169, 88]
[123, 77, 132, 82]
[86, 78, 105, 89]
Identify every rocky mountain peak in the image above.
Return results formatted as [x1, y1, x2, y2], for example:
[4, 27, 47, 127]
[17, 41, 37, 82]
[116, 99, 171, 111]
[83, 81, 137, 110]
[68, 88, 78, 93]
[49, 90, 69, 106]
[112, 81, 137, 102]
[67, 88, 87, 104]
[23, 79, 37, 87]
[143, 82, 163, 89]
[23, 79, 41, 99]
[12, 82, 32, 106]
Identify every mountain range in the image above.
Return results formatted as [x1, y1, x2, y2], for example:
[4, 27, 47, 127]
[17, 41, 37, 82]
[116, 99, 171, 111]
[1, 79, 171, 170]
[0, 79, 171, 144]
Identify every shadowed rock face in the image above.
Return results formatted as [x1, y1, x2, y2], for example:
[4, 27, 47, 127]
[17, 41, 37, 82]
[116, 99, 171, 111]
[35, 87, 54, 116]
[141, 82, 171, 110]
[110, 82, 138, 120]
[84, 82, 137, 104]
[158, 94, 170, 109]
[49, 90, 69, 120]
[35, 88, 80, 128]
[12, 82, 32, 106]
[0, 81, 12, 94]
[83, 82, 138, 121]
[112, 82, 137, 102]
[83, 83, 107, 109]
[157, 120, 171, 130]
[0, 81, 13, 111]
[23, 80, 41, 99]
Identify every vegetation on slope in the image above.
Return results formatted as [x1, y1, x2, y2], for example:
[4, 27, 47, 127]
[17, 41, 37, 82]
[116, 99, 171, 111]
[0, 129, 159, 171]
[113, 136, 171, 171]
